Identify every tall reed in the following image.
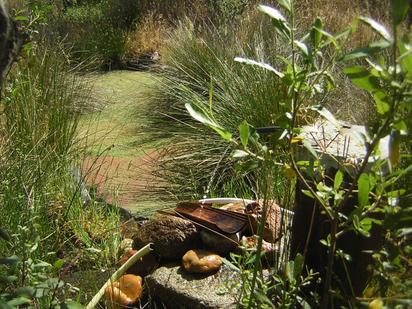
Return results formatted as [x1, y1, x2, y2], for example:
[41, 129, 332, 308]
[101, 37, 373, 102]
[0, 43, 111, 258]
[139, 18, 291, 201]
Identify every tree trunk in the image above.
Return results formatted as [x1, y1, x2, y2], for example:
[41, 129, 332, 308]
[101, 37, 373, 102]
[0, 1, 25, 96]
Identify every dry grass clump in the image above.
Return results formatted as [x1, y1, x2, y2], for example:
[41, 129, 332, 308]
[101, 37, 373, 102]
[290, 0, 391, 124]
[296, 0, 391, 49]
[137, 21, 292, 200]
[138, 0, 395, 201]
[124, 0, 391, 63]
[135, 0, 211, 23]
[124, 12, 171, 59]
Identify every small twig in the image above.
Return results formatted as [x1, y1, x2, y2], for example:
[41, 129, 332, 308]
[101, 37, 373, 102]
[325, 132, 339, 151]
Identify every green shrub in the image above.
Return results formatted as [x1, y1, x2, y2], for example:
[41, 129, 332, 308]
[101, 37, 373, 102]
[139, 19, 292, 200]
[57, 0, 140, 69]
[184, 1, 411, 306]
[0, 43, 121, 305]
[139, 11, 367, 201]
[212, 0, 252, 25]
[1, 43, 80, 244]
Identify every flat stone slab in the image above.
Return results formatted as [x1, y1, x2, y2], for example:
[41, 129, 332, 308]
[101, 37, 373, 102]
[299, 120, 389, 174]
[145, 263, 237, 309]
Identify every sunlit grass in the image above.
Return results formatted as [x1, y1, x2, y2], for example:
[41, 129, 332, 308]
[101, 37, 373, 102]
[78, 71, 160, 157]
[0, 44, 123, 277]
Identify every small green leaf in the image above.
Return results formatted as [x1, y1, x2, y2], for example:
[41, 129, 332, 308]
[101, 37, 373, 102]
[53, 259, 65, 270]
[397, 228, 412, 237]
[258, 4, 287, 21]
[258, 5, 291, 39]
[277, 0, 291, 12]
[185, 103, 216, 127]
[234, 57, 284, 78]
[342, 40, 392, 61]
[33, 261, 52, 268]
[212, 126, 233, 141]
[14, 15, 29, 21]
[293, 253, 304, 278]
[85, 247, 101, 253]
[0, 228, 10, 241]
[389, 129, 400, 170]
[232, 149, 249, 158]
[385, 189, 406, 197]
[344, 66, 380, 91]
[359, 218, 374, 232]
[238, 120, 250, 148]
[311, 18, 323, 48]
[294, 40, 309, 57]
[399, 34, 412, 77]
[185, 103, 232, 141]
[334, 170, 343, 191]
[0, 256, 19, 265]
[392, 120, 407, 133]
[358, 173, 370, 208]
[7, 297, 31, 307]
[286, 260, 295, 283]
[374, 91, 390, 115]
[320, 239, 329, 247]
[29, 241, 38, 253]
[352, 215, 370, 237]
[302, 190, 315, 199]
[316, 28, 338, 47]
[391, 0, 409, 25]
[359, 16, 392, 42]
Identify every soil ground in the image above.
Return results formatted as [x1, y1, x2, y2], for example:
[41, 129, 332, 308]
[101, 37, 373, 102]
[78, 71, 168, 216]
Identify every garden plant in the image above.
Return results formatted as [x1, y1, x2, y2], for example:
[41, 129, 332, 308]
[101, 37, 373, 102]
[185, 0, 411, 307]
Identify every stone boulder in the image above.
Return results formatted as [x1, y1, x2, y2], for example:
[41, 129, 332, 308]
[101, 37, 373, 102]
[145, 263, 237, 309]
[132, 215, 200, 259]
[248, 201, 284, 243]
[200, 230, 239, 255]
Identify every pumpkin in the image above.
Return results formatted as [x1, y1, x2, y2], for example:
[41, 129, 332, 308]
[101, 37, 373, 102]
[104, 274, 143, 307]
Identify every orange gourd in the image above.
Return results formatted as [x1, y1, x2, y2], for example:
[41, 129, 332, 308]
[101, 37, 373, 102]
[105, 274, 143, 307]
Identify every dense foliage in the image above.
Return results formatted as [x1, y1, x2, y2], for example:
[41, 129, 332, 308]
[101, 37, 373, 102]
[184, 0, 412, 307]
[0, 0, 410, 307]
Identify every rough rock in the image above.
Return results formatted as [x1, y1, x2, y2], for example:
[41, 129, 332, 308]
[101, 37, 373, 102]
[182, 249, 222, 274]
[200, 230, 239, 255]
[132, 215, 199, 259]
[145, 263, 237, 309]
[220, 201, 285, 243]
[248, 201, 284, 243]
